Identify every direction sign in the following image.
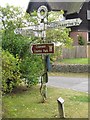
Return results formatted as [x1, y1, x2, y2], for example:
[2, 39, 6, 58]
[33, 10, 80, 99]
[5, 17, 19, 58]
[14, 18, 82, 37]
[14, 23, 47, 34]
[47, 18, 82, 28]
[14, 27, 46, 37]
[14, 27, 35, 36]
[31, 43, 54, 54]
[14, 23, 47, 37]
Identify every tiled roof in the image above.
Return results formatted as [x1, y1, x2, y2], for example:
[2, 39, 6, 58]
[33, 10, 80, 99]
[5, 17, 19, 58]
[26, 0, 86, 14]
[26, 0, 51, 13]
[48, 2, 84, 14]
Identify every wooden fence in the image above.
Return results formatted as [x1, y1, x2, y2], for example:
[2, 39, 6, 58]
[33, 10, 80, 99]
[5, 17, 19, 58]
[62, 46, 88, 59]
[87, 45, 90, 58]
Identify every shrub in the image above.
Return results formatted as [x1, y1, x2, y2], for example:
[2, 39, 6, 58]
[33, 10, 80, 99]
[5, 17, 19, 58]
[2, 50, 21, 93]
[20, 54, 44, 87]
[78, 35, 85, 45]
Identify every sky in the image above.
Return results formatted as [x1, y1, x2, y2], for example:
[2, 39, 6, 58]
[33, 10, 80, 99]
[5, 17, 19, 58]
[0, 0, 30, 11]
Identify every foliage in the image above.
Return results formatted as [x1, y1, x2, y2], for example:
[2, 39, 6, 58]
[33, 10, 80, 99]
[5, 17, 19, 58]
[2, 31, 28, 57]
[0, 4, 31, 56]
[78, 35, 85, 45]
[2, 50, 21, 93]
[0, 5, 44, 88]
[46, 28, 72, 46]
[46, 11, 73, 62]
[28, 10, 73, 47]
[0, 5, 24, 30]
[20, 54, 44, 87]
[0, 5, 73, 89]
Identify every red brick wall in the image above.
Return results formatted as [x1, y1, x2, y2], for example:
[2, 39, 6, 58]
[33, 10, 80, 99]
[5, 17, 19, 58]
[70, 31, 88, 46]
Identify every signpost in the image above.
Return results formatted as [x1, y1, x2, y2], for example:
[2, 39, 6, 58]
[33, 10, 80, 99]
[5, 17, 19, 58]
[31, 43, 54, 54]
[14, 18, 82, 36]
[14, 5, 82, 103]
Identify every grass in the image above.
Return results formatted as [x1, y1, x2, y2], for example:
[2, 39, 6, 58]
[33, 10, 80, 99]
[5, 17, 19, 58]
[55, 58, 89, 65]
[2, 85, 89, 118]
[49, 72, 88, 78]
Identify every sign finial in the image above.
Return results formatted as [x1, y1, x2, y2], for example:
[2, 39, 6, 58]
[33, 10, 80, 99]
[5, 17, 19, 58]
[37, 5, 48, 19]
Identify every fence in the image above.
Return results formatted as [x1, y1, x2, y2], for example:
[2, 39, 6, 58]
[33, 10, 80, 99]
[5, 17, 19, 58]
[87, 45, 90, 58]
[62, 46, 88, 59]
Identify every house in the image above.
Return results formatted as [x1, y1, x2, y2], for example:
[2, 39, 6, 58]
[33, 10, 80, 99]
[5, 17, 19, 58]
[26, 0, 90, 46]
[66, 0, 90, 46]
[26, 0, 90, 57]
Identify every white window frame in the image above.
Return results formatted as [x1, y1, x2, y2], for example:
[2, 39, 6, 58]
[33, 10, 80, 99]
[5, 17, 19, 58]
[87, 10, 90, 20]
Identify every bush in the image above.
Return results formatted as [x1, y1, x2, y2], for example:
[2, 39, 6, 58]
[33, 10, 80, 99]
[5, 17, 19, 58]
[2, 50, 21, 93]
[78, 35, 85, 45]
[20, 54, 44, 87]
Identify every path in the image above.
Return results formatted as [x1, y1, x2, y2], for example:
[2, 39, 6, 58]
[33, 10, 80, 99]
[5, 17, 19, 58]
[47, 76, 88, 93]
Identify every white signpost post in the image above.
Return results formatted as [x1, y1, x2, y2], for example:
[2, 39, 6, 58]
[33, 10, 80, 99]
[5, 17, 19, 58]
[14, 5, 82, 103]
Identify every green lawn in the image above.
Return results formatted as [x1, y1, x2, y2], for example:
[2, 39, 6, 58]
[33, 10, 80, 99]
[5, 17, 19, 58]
[56, 58, 89, 65]
[49, 72, 88, 78]
[2, 85, 89, 118]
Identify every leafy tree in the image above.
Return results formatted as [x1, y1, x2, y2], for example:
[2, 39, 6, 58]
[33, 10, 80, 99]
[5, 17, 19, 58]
[0, 5, 30, 56]
[46, 11, 73, 61]
[0, 5, 44, 88]
[0, 5, 73, 90]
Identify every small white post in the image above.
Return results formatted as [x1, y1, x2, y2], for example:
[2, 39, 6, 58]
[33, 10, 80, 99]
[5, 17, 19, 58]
[57, 97, 65, 118]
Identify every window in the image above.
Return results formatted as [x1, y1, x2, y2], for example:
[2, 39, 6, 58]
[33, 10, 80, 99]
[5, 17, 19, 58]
[87, 10, 90, 20]
[89, 32, 90, 42]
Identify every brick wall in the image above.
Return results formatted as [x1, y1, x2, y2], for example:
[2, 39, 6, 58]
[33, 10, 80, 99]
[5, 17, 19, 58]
[70, 31, 88, 46]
